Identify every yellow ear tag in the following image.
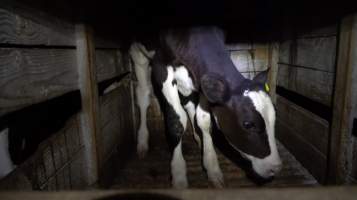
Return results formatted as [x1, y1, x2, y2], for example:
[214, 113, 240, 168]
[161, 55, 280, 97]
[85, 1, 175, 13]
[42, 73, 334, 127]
[265, 83, 270, 92]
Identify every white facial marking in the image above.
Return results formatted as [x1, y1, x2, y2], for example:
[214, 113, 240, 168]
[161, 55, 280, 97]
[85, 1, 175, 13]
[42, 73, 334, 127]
[174, 66, 195, 96]
[242, 90, 282, 178]
[130, 42, 153, 157]
[171, 141, 188, 189]
[162, 66, 188, 129]
[0, 128, 15, 179]
[196, 105, 224, 187]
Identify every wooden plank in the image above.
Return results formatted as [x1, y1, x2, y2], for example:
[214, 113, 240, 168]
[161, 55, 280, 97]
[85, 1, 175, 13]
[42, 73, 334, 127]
[328, 14, 357, 184]
[295, 37, 337, 72]
[95, 37, 121, 49]
[297, 24, 338, 38]
[230, 51, 254, 72]
[276, 119, 327, 183]
[96, 50, 123, 82]
[99, 89, 122, 131]
[98, 82, 133, 164]
[277, 96, 329, 155]
[230, 50, 268, 73]
[1, 187, 357, 200]
[225, 43, 252, 51]
[277, 63, 334, 106]
[0, 8, 75, 46]
[76, 24, 100, 186]
[267, 42, 279, 103]
[0, 48, 78, 116]
[279, 40, 292, 64]
[253, 46, 269, 72]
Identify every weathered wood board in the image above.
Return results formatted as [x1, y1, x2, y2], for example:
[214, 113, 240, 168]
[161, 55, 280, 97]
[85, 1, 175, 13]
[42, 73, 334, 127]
[0, 48, 78, 116]
[96, 50, 123, 82]
[0, 114, 88, 190]
[276, 96, 329, 155]
[295, 37, 336, 72]
[276, 117, 327, 183]
[277, 63, 334, 106]
[279, 37, 336, 72]
[0, 8, 75, 46]
[229, 44, 269, 79]
[98, 80, 133, 166]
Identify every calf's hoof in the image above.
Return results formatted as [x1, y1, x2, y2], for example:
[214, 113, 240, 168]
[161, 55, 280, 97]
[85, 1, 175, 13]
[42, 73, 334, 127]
[137, 143, 148, 159]
[208, 170, 225, 188]
[172, 177, 188, 189]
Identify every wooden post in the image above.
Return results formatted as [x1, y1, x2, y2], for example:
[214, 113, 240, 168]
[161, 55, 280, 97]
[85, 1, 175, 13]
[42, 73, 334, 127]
[328, 15, 356, 184]
[268, 42, 279, 104]
[76, 24, 100, 186]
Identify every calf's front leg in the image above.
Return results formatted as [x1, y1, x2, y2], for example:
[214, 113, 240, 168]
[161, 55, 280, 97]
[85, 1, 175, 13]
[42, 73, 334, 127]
[196, 101, 224, 188]
[160, 66, 189, 189]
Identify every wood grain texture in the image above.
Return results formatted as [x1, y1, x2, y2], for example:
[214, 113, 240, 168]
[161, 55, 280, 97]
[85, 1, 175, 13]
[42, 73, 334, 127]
[267, 42, 279, 103]
[0, 114, 86, 190]
[96, 50, 123, 82]
[277, 63, 334, 106]
[295, 37, 337, 72]
[230, 47, 269, 80]
[276, 118, 327, 183]
[98, 81, 133, 164]
[277, 96, 329, 155]
[0, 48, 78, 116]
[0, 8, 75, 46]
[76, 24, 100, 186]
[328, 14, 356, 184]
[279, 37, 336, 72]
[279, 40, 292, 64]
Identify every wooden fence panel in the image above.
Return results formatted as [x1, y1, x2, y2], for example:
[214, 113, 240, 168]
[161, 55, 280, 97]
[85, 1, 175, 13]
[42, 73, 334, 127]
[0, 48, 78, 116]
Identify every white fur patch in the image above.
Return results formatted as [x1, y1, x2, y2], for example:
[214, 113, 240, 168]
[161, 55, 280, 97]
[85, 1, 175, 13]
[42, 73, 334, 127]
[196, 105, 224, 187]
[0, 128, 15, 179]
[184, 102, 201, 146]
[162, 66, 188, 129]
[171, 141, 188, 188]
[174, 66, 195, 96]
[242, 90, 282, 178]
[130, 42, 153, 157]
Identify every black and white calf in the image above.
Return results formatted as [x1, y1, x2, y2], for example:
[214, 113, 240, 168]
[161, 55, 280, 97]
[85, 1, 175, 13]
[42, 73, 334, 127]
[129, 27, 282, 188]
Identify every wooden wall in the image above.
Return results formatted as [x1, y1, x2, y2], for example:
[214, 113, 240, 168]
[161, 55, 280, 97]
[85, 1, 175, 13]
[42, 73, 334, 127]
[227, 43, 270, 79]
[329, 14, 357, 184]
[0, 3, 135, 190]
[276, 23, 338, 183]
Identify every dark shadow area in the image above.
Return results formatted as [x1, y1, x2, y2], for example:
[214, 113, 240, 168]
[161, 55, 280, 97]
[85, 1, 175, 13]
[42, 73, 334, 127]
[276, 86, 332, 122]
[2, 0, 357, 45]
[0, 91, 81, 165]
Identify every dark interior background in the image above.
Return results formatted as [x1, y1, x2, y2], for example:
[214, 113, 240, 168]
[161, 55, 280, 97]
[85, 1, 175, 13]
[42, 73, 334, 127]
[5, 0, 357, 43]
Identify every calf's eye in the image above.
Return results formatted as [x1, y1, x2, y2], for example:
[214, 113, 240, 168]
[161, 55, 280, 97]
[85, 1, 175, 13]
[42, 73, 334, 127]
[243, 121, 255, 129]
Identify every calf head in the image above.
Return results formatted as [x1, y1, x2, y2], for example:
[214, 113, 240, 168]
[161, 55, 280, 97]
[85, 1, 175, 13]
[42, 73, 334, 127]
[201, 70, 282, 180]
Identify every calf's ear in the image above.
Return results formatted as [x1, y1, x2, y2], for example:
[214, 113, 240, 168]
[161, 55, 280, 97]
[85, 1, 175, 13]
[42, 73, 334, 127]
[253, 68, 270, 84]
[201, 73, 230, 104]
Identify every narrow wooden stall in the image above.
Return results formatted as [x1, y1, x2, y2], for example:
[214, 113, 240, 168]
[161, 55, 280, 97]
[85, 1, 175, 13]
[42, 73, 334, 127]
[0, 0, 357, 195]
[0, 1, 135, 190]
[275, 22, 337, 183]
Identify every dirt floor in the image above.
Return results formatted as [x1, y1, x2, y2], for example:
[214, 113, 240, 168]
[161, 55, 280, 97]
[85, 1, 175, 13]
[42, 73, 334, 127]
[110, 98, 317, 189]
